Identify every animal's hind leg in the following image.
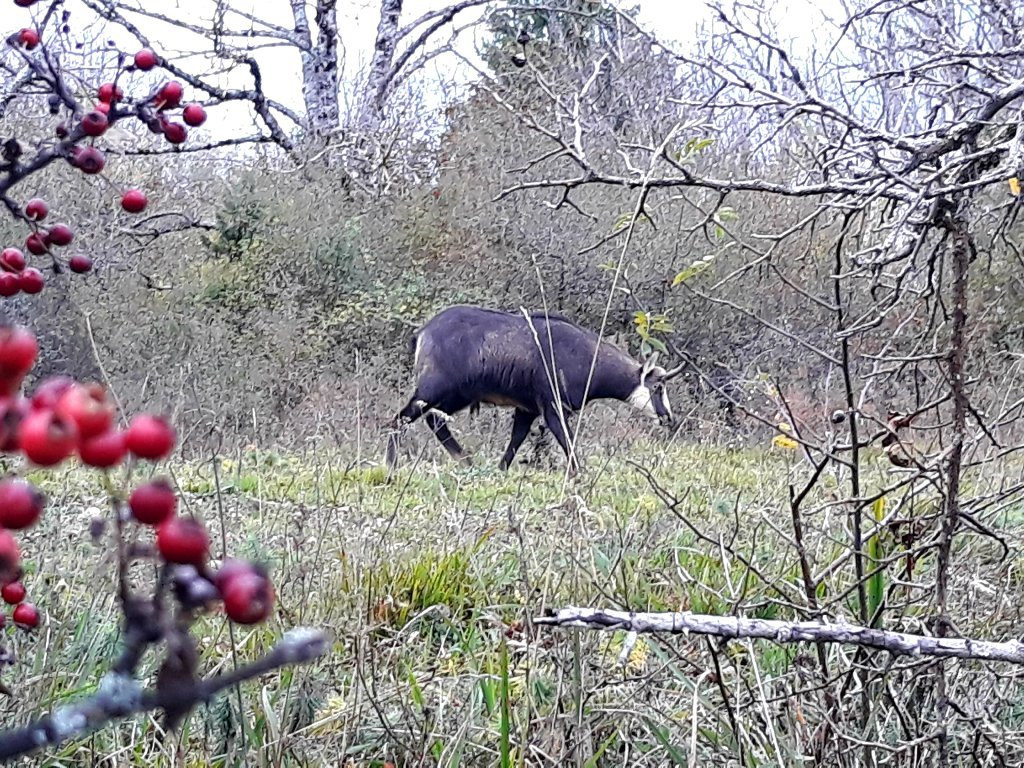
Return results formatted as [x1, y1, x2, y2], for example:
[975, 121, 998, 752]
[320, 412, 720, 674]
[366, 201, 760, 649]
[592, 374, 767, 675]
[424, 411, 472, 465]
[385, 396, 431, 471]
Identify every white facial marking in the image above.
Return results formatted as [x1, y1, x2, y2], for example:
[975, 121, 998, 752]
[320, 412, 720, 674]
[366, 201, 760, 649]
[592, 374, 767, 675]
[628, 384, 658, 419]
[413, 336, 422, 367]
[660, 388, 673, 421]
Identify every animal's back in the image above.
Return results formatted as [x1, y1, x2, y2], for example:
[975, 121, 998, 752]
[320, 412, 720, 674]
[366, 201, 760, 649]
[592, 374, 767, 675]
[415, 306, 591, 368]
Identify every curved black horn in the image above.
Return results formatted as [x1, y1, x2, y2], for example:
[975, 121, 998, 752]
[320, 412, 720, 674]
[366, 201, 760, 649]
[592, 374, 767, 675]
[661, 363, 687, 380]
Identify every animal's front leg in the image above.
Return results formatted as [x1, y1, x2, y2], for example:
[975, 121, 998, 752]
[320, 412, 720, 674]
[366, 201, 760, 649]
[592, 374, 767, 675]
[499, 409, 538, 470]
[542, 405, 580, 476]
[385, 397, 431, 470]
[424, 411, 472, 465]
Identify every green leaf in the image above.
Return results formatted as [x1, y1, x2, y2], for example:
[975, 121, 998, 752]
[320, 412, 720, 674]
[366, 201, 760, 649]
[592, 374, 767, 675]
[408, 666, 424, 710]
[643, 718, 687, 766]
[650, 315, 674, 333]
[672, 262, 709, 285]
[645, 336, 668, 353]
[684, 137, 715, 156]
[499, 638, 512, 768]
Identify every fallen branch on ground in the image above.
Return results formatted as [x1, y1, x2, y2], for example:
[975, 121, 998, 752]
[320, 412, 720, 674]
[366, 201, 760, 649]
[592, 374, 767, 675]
[535, 607, 1024, 664]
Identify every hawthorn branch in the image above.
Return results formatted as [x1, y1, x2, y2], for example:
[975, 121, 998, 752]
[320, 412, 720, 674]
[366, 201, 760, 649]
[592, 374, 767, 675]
[536, 608, 1024, 665]
[0, 627, 328, 762]
[82, 0, 302, 142]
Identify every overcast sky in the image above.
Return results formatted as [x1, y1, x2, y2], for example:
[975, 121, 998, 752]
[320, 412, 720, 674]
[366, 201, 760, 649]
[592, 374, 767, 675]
[7, 1, 831, 137]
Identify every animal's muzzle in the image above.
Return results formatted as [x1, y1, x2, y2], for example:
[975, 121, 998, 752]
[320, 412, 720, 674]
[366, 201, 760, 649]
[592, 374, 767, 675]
[658, 413, 675, 429]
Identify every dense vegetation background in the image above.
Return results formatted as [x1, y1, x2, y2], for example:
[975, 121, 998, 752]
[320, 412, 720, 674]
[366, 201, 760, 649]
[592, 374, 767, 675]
[2, 0, 1024, 765]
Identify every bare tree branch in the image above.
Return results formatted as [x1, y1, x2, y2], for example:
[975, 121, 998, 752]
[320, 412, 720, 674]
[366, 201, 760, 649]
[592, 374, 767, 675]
[536, 607, 1024, 665]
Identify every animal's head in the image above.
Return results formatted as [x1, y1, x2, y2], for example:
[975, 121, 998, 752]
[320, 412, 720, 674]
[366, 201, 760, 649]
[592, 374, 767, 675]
[628, 353, 674, 428]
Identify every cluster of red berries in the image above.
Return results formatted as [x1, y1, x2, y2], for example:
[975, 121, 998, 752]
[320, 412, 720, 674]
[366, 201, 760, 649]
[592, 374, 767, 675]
[0, 325, 275, 628]
[144, 77, 207, 145]
[0, 197, 93, 297]
[130, 479, 275, 625]
[0, 478, 38, 630]
[7, 17, 208, 297]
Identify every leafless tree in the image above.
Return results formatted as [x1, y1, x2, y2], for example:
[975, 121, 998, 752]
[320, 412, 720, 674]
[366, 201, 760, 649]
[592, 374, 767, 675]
[82, 0, 494, 141]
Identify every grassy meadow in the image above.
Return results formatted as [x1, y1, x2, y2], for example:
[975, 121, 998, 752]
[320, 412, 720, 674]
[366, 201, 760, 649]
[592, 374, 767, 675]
[0, 432, 1021, 766]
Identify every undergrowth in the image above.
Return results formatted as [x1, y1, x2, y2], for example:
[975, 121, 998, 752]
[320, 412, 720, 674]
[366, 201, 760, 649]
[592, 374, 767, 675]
[1, 440, 1020, 766]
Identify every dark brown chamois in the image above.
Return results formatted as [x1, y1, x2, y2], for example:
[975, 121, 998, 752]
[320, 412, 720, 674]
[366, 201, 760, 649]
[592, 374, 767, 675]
[385, 305, 674, 474]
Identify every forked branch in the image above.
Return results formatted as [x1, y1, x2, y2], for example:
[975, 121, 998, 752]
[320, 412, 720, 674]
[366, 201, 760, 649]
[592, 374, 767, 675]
[0, 628, 329, 762]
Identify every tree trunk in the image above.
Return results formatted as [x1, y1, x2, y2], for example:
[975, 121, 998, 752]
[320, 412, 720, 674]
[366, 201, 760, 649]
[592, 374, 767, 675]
[360, 0, 403, 129]
[290, 0, 340, 140]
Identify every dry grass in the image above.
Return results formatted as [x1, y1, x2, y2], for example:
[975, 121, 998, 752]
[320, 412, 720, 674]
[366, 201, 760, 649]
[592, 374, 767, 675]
[0, 436, 1021, 767]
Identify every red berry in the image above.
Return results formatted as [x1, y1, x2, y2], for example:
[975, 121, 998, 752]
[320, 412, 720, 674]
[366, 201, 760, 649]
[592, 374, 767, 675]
[30, 376, 75, 411]
[18, 29, 39, 50]
[78, 429, 127, 468]
[156, 81, 183, 109]
[212, 558, 253, 591]
[18, 409, 78, 467]
[73, 146, 105, 175]
[156, 517, 209, 565]
[162, 122, 187, 144]
[0, 273, 17, 298]
[69, 254, 93, 274]
[97, 82, 122, 104]
[134, 48, 158, 71]
[221, 570, 275, 625]
[24, 199, 47, 222]
[81, 111, 109, 137]
[0, 370, 23, 399]
[125, 413, 175, 460]
[12, 602, 38, 629]
[94, 101, 110, 116]
[14, 0, 39, 7]
[55, 122, 69, 139]
[121, 189, 148, 213]
[56, 382, 114, 440]
[0, 530, 20, 584]
[0, 397, 28, 451]
[1, 581, 25, 605]
[0, 274, 17, 298]
[0, 478, 44, 530]
[0, 248, 25, 273]
[18, 268, 44, 294]
[25, 232, 47, 256]
[129, 478, 176, 525]
[182, 103, 206, 127]
[0, 327, 37, 379]
[46, 223, 73, 246]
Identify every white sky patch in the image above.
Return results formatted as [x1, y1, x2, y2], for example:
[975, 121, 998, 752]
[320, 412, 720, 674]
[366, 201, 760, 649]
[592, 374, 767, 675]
[7, 0, 843, 137]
